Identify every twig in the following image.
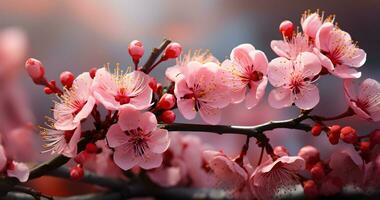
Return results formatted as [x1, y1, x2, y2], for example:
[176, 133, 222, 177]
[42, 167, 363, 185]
[310, 108, 354, 122]
[142, 39, 171, 73]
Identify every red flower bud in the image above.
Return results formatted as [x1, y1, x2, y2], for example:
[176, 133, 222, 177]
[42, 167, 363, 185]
[298, 145, 320, 169]
[60, 71, 75, 88]
[340, 126, 357, 144]
[70, 165, 84, 181]
[163, 42, 182, 60]
[311, 124, 322, 136]
[157, 93, 176, 110]
[128, 40, 144, 61]
[25, 58, 45, 84]
[359, 141, 371, 153]
[370, 130, 380, 145]
[149, 77, 158, 92]
[279, 20, 294, 39]
[303, 180, 319, 199]
[89, 67, 97, 79]
[273, 146, 289, 157]
[328, 134, 339, 145]
[310, 162, 325, 180]
[85, 143, 98, 154]
[328, 125, 341, 138]
[160, 110, 176, 124]
[44, 87, 53, 94]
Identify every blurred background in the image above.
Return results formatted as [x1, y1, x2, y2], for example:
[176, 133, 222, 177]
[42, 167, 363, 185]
[0, 0, 379, 196]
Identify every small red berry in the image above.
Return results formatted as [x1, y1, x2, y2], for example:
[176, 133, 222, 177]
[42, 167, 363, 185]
[340, 126, 357, 144]
[160, 110, 176, 124]
[328, 125, 341, 138]
[70, 165, 84, 181]
[128, 40, 144, 61]
[303, 180, 319, 199]
[89, 67, 97, 79]
[311, 124, 322, 136]
[163, 42, 182, 60]
[25, 58, 45, 84]
[157, 93, 176, 110]
[328, 134, 339, 145]
[279, 20, 294, 39]
[85, 143, 98, 154]
[60, 71, 75, 88]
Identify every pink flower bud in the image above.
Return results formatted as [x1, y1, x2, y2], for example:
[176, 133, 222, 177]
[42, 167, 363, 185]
[70, 165, 84, 181]
[279, 20, 293, 39]
[128, 40, 144, 61]
[340, 126, 357, 144]
[273, 146, 289, 157]
[298, 146, 320, 169]
[303, 180, 319, 199]
[157, 93, 176, 110]
[163, 42, 182, 60]
[85, 143, 98, 154]
[25, 58, 45, 83]
[89, 67, 97, 79]
[60, 71, 74, 88]
[160, 110, 176, 124]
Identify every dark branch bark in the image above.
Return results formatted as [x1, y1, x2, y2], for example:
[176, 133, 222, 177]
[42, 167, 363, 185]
[142, 39, 171, 73]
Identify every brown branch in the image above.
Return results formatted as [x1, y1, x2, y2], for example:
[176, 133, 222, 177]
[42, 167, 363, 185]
[141, 39, 171, 73]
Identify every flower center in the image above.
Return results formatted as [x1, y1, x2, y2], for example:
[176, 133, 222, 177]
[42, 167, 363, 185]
[248, 71, 264, 82]
[64, 130, 75, 143]
[289, 74, 306, 94]
[115, 88, 131, 105]
[126, 128, 150, 157]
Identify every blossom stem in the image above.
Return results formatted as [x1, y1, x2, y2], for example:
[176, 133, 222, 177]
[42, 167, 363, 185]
[257, 146, 265, 166]
[310, 108, 354, 122]
[145, 57, 165, 74]
[142, 39, 171, 73]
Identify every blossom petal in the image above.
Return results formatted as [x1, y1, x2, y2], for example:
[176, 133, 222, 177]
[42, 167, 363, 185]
[199, 104, 221, 125]
[332, 65, 361, 79]
[270, 40, 291, 59]
[245, 78, 267, 109]
[73, 96, 95, 124]
[316, 22, 333, 52]
[231, 43, 255, 68]
[0, 145, 6, 170]
[118, 105, 141, 131]
[140, 112, 158, 133]
[62, 125, 82, 157]
[268, 87, 292, 109]
[148, 129, 170, 154]
[268, 57, 293, 87]
[296, 52, 321, 78]
[251, 50, 268, 74]
[7, 162, 29, 182]
[294, 84, 320, 110]
[177, 99, 196, 120]
[114, 145, 140, 170]
[106, 124, 129, 148]
[139, 152, 163, 169]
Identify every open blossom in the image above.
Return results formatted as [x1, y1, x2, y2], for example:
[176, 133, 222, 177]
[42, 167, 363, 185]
[301, 11, 324, 39]
[203, 150, 254, 199]
[344, 78, 380, 122]
[53, 72, 95, 130]
[315, 22, 366, 78]
[40, 125, 82, 158]
[328, 151, 363, 185]
[174, 61, 230, 125]
[165, 50, 218, 82]
[268, 52, 321, 110]
[92, 67, 152, 110]
[106, 105, 170, 170]
[249, 156, 305, 200]
[0, 145, 29, 182]
[221, 44, 268, 109]
[271, 33, 313, 60]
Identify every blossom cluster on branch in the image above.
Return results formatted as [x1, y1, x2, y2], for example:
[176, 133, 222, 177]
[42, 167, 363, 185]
[1, 10, 380, 200]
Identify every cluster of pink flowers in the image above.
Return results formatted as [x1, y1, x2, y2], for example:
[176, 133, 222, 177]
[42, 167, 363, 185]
[13, 10, 380, 199]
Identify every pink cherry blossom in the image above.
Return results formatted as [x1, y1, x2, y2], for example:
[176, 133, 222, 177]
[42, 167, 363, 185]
[106, 105, 170, 170]
[92, 67, 152, 110]
[203, 150, 254, 199]
[174, 61, 230, 125]
[0, 145, 29, 182]
[53, 72, 95, 130]
[268, 52, 322, 110]
[328, 151, 363, 185]
[344, 78, 380, 122]
[221, 44, 268, 109]
[315, 22, 366, 78]
[249, 156, 305, 200]
[165, 50, 218, 82]
[271, 33, 313, 60]
[41, 124, 82, 158]
[301, 11, 323, 38]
